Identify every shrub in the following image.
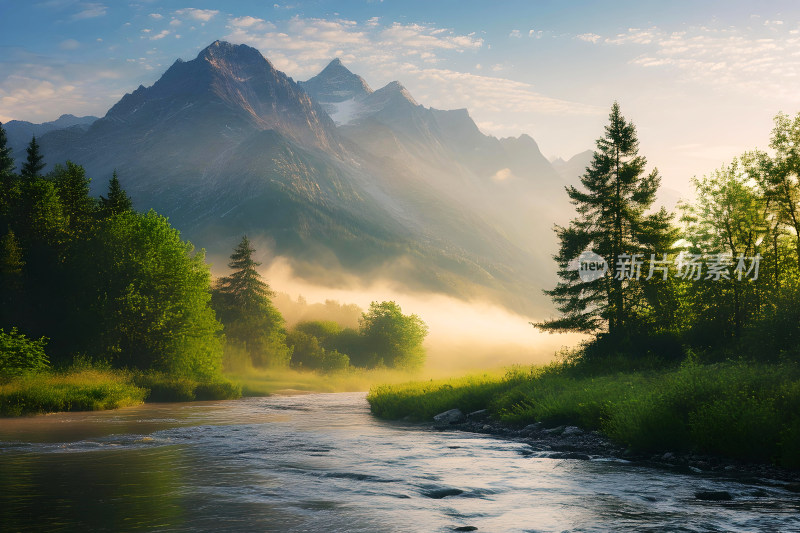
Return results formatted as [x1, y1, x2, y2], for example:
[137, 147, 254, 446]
[0, 328, 50, 377]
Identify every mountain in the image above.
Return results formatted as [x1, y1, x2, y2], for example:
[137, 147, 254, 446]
[552, 149, 593, 182]
[5, 114, 98, 160]
[20, 41, 569, 315]
[298, 58, 373, 125]
[312, 61, 570, 284]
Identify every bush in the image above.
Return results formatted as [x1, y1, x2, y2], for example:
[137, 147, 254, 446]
[0, 328, 50, 377]
[131, 371, 241, 402]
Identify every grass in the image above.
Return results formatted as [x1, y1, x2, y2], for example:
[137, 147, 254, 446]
[131, 371, 241, 402]
[226, 366, 446, 396]
[0, 369, 148, 416]
[367, 359, 800, 468]
[0, 368, 242, 416]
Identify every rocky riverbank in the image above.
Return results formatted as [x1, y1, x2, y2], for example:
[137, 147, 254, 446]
[427, 408, 800, 494]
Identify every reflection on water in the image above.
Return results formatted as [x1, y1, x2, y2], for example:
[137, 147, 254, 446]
[1, 393, 798, 532]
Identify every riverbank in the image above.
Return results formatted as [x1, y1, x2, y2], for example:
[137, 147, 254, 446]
[0, 368, 241, 416]
[0, 364, 429, 416]
[425, 407, 800, 487]
[367, 359, 800, 471]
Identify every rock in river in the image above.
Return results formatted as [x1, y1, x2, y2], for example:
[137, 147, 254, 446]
[433, 409, 465, 424]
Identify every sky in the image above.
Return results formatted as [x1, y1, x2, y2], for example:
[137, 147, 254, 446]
[3, 0, 800, 197]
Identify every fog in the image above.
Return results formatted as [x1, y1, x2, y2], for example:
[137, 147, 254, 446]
[214, 255, 585, 372]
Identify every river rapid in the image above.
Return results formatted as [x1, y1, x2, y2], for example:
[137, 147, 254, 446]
[1, 392, 798, 532]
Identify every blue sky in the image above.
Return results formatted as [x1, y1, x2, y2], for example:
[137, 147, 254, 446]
[3, 0, 800, 195]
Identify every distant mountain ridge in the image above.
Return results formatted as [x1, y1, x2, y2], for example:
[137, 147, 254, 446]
[4, 41, 576, 315]
[5, 114, 98, 161]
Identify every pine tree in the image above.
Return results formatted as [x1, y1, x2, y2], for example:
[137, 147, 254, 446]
[53, 161, 93, 233]
[100, 171, 133, 216]
[216, 236, 274, 308]
[535, 103, 673, 337]
[0, 123, 13, 178]
[0, 123, 17, 228]
[212, 236, 290, 366]
[20, 136, 45, 179]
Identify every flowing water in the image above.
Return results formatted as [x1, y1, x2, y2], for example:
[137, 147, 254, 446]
[0, 392, 798, 532]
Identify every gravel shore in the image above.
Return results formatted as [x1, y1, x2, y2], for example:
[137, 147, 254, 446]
[426, 409, 800, 489]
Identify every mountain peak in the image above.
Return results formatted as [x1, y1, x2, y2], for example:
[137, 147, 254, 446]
[198, 40, 270, 68]
[370, 81, 418, 107]
[103, 40, 339, 151]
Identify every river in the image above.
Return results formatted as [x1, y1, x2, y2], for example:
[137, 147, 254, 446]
[0, 392, 798, 532]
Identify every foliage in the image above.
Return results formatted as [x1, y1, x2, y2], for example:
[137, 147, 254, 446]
[535, 103, 674, 337]
[0, 327, 50, 376]
[70, 211, 224, 378]
[0, 140, 225, 380]
[99, 170, 133, 217]
[20, 136, 45, 179]
[130, 371, 241, 402]
[358, 301, 428, 369]
[212, 236, 291, 367]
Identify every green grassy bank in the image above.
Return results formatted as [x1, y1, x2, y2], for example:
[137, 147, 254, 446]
[367, 359, 800, 468]
[0, 369, 241, 416]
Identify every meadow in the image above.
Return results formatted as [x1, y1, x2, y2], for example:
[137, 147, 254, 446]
[367, 357, 800, 468]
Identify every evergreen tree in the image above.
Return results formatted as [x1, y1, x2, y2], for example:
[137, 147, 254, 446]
[52, 161, 94, 233]
[0, 122, 17, 229]
[216, 236, 274, 307]
[20, 136, 45, 179]
[535, 102, 673, 337]
[212, 236, 291, 366]
[100, 171, 133, 216]
[0, 123, 13, 178]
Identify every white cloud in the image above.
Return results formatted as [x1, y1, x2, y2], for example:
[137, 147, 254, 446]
[576, 33, 601, 43]
[71, 2, 106, 20]
[229, 15, 275, 32]
[602, 24, 800, 101]
[222, 14, 597, 121]
[509, 29, 521, 38]
[174, 8, 219, 22]
[150, 30, 170, 40]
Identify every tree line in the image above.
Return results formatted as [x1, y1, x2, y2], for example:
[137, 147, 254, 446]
[536, 103, 800, 364]
[0, 126, 428, 377]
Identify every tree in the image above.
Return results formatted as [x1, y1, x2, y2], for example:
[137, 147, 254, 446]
[212, 236, 291, 366]
[359, 301, 427, 369]
[52, 161, 94, 233]
[0, 123, 13, 178]
[0, 230, 25, 327]
[535, 102, 673, 337]
[20, 136, 45, 179]
[746, 112, 800, 269]
[0, 123, 18, 229]
[680, 159, 770, 339]
[100, 171, 133, 217]
[73, 211, 224, 376]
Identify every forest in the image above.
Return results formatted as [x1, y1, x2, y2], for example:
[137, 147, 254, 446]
[0, 127, 427, 414]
